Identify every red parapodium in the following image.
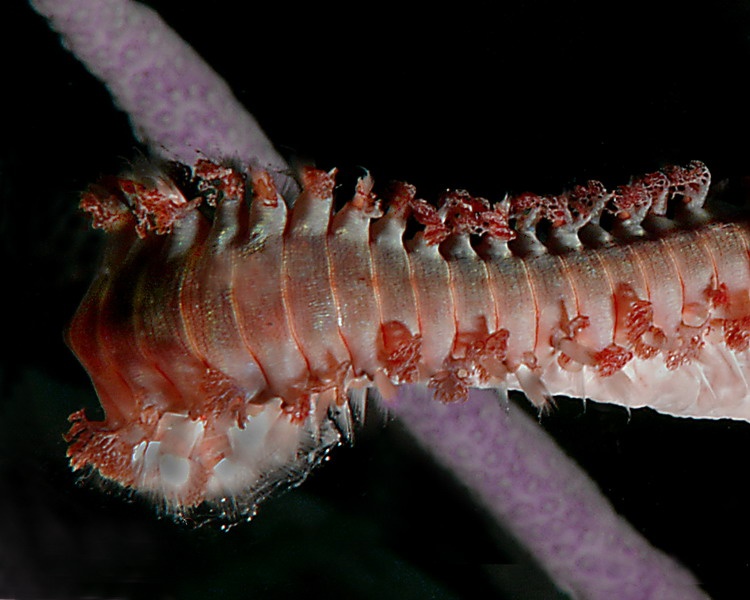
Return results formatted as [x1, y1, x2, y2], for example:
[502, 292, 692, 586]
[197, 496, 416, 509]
[66, 158, 750, 517]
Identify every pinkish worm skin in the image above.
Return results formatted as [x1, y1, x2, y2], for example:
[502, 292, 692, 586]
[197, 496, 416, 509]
[30, 1, 714, 598]
[65, 157, 744, 505]
[67, 158, 720, 594]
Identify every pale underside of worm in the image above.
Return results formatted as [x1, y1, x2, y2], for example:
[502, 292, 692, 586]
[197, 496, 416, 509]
[65, 157, 750, 519]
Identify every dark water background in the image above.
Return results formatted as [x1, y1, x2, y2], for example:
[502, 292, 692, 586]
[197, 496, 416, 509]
[4, 1, 750, 598]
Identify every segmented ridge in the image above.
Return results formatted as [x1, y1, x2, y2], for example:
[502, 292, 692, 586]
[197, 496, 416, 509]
[68, 157, 750, 517]
[74, 158, 729, 414]
[68, 160, 362, 516]
[82, 159, 712, 253]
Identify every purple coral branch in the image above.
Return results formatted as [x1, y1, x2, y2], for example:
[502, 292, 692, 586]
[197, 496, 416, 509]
[29, 0, 296, 196]
[391, 387, 707, 599]
[30, 1, 708, 597]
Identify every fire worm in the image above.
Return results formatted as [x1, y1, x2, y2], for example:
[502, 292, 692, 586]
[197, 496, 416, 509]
[66, 157, 748, 518]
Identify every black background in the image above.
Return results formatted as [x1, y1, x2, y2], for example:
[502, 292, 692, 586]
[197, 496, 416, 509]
[4, 1, 750, 598]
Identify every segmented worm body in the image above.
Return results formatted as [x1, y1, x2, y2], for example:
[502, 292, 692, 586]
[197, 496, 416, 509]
[67, 158, 750, 515]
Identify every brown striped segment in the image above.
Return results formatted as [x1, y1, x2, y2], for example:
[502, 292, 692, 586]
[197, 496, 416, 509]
[136, 214, 216, 414]
[482, 241, 537, 369]
[67, 253, 144, 484]
[368, 190, 423, 385]
[629, 235, 684, 337]
[592, 243, 650, 346]
[328, 177, 382, 377]
[661, 229, 715, 327]
[102, 234, 183, 415]
[522, 253, 578, 358]
[406, 235, 455, 373]
[178, 194, 267, 400]
[66, 240, 138, 427]
[282, 169, 351, 387]
[559, 248, 615, 352]
[231, 174, 309, 398]
[442, 235, 497, 346]
[369, 194, 421, 339]
[698, 222, 750, 317]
